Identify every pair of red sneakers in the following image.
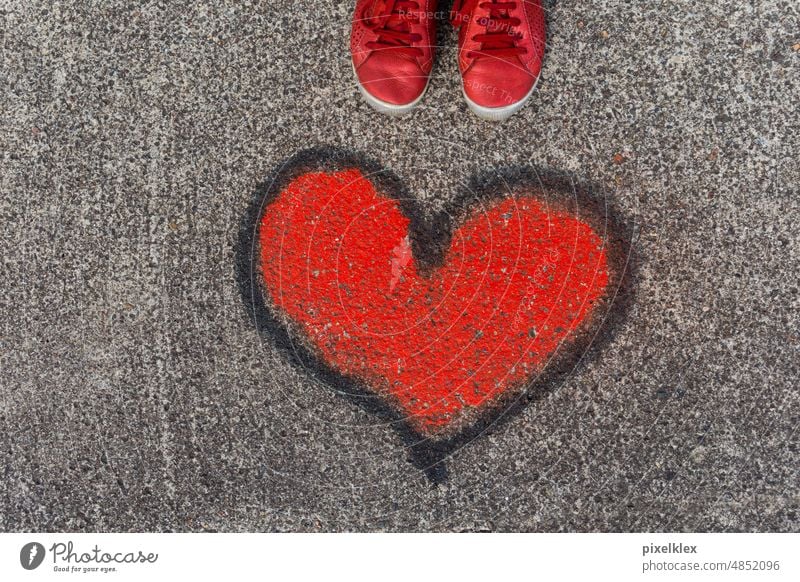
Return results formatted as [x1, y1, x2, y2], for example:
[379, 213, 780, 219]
[351, 1, 546, 121]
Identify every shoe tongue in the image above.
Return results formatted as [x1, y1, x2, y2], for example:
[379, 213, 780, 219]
[476, 6, 517, 54]
[371, 0, 415, 44]
[370, 0, 401, 22]
[368, 0, 388, 18]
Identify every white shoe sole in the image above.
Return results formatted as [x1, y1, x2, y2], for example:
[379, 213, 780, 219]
[462, 74, 541, 121]
[353, 63, 431, 116]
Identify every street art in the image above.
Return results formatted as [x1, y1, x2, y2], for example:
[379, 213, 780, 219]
[238, 148, 631, 480]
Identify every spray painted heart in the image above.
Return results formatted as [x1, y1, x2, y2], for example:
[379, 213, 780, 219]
[240, 149, 629, 473]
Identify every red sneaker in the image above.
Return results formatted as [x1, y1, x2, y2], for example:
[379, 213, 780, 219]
[451, 0, 546, 120]
[351, 1, 438, 115]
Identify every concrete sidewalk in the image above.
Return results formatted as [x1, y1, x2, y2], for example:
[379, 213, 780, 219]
[1, 0, 798, 531]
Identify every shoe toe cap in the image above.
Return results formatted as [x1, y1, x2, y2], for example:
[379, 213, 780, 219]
[462, 58, 536, 109]
[355, 53, 427, 106]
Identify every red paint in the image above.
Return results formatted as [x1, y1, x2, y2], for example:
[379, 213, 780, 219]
[259, 169, 610, 436]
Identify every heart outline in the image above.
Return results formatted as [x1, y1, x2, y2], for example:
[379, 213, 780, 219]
[237, 147, 634, 481]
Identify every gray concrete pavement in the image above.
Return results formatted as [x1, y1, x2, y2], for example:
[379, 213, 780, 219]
[1, 0, 798, 531]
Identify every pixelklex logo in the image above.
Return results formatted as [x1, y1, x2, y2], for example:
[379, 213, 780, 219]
[20, 542, 46, 570]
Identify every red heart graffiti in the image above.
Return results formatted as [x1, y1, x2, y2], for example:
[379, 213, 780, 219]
[256, 159, 618, 440]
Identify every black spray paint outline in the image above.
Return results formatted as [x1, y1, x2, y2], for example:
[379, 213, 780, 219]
[236, 147, 636, 483]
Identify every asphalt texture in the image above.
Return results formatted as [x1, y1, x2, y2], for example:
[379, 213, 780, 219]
[1, 0, 798, 532]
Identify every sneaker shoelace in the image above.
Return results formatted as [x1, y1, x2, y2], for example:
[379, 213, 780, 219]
[364, 0, 424, 57]
[451, 0, 527, 59]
